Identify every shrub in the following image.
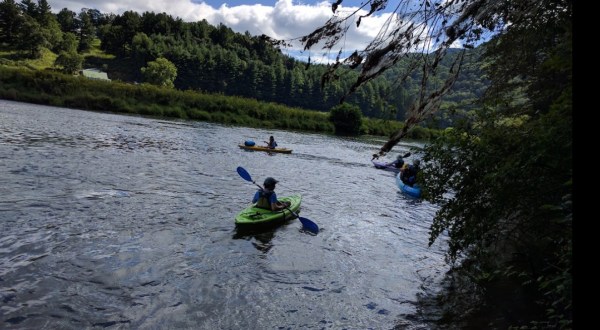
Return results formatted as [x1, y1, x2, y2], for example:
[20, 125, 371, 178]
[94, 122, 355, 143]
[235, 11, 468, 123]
[329, 103, 363, 136]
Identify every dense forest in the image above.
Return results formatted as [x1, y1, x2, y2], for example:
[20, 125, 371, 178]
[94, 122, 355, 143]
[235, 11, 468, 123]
[0, 0, 485, 125]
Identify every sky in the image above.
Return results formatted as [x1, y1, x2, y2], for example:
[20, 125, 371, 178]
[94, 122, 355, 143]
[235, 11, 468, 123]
[46, 0, 402, 63]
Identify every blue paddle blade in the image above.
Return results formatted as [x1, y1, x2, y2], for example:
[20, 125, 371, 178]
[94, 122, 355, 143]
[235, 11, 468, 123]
[299, 217, 319, 234]
[237, 166, 252, 182]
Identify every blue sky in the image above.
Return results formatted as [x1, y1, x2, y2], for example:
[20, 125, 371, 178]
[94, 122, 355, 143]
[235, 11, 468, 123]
[46, 1, 446, 62]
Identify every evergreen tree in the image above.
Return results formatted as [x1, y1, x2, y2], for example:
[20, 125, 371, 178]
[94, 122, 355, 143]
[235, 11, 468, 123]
[56, 7, 76, 33]
[18, 15, 45, 57]
[0, 0, 22, 46]
[77, 10, 95, 52]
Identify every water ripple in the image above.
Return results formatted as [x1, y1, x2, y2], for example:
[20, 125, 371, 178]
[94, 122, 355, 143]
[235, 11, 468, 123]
[0, 100, 447, 329]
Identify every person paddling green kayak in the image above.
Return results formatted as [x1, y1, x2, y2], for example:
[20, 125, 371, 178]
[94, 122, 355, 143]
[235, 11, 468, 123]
[252, 177, 290, 211]
[236, 166, 318, 233]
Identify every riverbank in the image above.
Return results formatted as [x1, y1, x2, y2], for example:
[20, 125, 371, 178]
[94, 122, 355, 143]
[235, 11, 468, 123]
[0, 65, 438, 140]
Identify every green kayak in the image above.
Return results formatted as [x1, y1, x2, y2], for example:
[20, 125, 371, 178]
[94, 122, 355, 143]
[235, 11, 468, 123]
[235, 195, 302, 227]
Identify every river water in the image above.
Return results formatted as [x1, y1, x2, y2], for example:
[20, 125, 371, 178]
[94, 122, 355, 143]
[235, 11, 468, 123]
[0, 100, 447, 329]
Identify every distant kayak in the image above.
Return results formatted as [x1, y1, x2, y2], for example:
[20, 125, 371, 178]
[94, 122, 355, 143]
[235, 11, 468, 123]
[238, 144, 293, 154]
[395, 172, 422, 198]
[372, 159, 401, 172]
[235, 195, 302, 227]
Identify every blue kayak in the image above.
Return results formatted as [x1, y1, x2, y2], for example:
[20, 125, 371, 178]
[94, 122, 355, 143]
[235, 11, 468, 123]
[396, 172, 422, 198]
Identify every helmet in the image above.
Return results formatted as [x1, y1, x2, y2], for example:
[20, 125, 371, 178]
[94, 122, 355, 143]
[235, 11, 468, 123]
[264, 177, 279, 187]
[413, 159, 421, 166]
[396, 154, 403, 161]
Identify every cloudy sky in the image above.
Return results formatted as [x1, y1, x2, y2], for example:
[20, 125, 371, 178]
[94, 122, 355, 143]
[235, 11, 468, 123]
[46, 0, 400, 62]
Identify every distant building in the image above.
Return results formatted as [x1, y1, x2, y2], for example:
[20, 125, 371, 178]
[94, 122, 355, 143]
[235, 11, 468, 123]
[80, 68, 111, 81]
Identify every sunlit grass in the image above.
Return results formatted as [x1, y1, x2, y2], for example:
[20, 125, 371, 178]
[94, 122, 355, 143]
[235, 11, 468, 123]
[27, 48, 57, 69]
[83, 38, 115, 59]
[0, 48, 57, 70]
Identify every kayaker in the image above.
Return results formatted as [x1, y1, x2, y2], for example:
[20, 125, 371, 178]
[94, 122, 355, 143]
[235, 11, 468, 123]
[252, 177, 291, 211]
[264, 136, 278, 149]
[387, 154, 405, 169]
[401, 159, 421, 186]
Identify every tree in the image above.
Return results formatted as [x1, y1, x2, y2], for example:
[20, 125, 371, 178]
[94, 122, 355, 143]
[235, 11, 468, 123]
[131, 32, 153, 64]
[329, 103, 362, 136]
[36, 0, 51, 25]
[54, 50, 83, 74]
[141, 57, 177, 88]
[17, 15, 45, 57]
[210, 23, 233, 47]
[420, 1, 572, 327]
[56, 31, 77, 53]
[17, 0, 36, 18]
[269, 0, 565, 157]
[56, 7, 77, 33]
[39, 14, 63, 51]
[0, 0, 22, 46]
[77, 10, 95, 51]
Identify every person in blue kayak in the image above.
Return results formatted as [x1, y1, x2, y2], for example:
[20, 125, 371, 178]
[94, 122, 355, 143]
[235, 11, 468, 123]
[401, 159, 421, 186]
[253, 177, 291, 211]
[264, 136, 278, 149]
[387, 154, 405, 169]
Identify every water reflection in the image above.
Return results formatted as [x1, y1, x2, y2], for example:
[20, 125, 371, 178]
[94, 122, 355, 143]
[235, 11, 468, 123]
[232, 227, 277, 253]
[232, 216, 301, 253]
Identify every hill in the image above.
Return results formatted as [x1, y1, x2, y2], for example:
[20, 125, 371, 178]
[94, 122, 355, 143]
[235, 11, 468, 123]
[0, 3, 485, 127]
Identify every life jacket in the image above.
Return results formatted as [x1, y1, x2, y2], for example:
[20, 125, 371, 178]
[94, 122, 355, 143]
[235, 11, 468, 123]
[404, 165, 420, 186]
[255, 190, 274, 210]
[409, 165, 420, 177]
[400, 164, 410, 181]
[401, 164, 419, 184]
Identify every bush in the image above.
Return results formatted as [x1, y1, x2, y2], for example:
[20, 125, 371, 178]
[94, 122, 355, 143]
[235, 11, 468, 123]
[329, 103, 363, 136]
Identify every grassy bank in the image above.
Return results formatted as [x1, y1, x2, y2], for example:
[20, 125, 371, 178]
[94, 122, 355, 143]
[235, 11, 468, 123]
[0, 66, 437, 139]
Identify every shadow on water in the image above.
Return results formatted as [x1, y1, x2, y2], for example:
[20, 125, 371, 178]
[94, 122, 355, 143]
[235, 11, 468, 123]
[233, 228, 276, 253]
[232, 218, 295, 253]
[396, 265, 545, 329]
[232, 216, 316, 253]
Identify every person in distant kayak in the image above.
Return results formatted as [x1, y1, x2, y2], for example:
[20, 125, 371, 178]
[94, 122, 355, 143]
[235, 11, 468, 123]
[264, 136, 278, 149]
[387, 154, 405, 169]
[401, 159, 421, 186]
[253, 177, 291, 211]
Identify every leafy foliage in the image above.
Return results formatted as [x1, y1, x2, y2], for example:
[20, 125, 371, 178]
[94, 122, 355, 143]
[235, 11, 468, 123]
[141, 57, 177, 88]
[329, 103, 363, 136]
[0, 0, 22, 46]
[54, 50, 83, 74]
[284, 0, 567, 157]
[419, 0, 572, 327]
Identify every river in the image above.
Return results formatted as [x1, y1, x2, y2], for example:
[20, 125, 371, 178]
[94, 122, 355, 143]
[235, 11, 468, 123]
[0, 100, 447, 329]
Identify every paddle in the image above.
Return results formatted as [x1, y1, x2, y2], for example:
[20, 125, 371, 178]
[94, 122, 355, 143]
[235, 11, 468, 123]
[236, 166, 319, 234]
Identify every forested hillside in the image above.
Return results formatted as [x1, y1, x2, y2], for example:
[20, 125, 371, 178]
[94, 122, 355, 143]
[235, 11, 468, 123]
[0, 0, 485, 125]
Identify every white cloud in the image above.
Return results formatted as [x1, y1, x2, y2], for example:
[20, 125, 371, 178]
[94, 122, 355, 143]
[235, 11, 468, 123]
[47, 0, 429, 63]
